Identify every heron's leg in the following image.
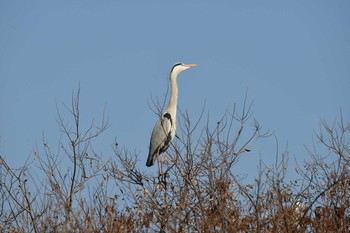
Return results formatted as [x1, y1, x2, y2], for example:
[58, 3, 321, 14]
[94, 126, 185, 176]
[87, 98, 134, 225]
[157, 153, 167, 176]
[157, 150, 162, 176]
[161, 153, 165, 175]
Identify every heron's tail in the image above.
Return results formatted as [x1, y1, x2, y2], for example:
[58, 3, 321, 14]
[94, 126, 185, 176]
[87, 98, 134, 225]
[146, 152, 155, 167]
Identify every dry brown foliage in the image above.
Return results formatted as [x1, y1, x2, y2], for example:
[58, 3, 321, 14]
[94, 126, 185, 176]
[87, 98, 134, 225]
[1, 90, 349, 232]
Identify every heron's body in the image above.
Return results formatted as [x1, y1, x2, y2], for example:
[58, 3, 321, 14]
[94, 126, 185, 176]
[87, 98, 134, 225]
[146, 112, 175, 167]
[146, 63, 196, 169]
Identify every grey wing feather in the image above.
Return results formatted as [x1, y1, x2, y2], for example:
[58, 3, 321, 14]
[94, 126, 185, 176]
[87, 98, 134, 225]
[146, 116, 172, 167]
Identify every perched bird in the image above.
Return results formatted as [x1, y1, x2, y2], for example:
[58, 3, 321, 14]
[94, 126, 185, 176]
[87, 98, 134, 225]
[146, 62, 197, 173]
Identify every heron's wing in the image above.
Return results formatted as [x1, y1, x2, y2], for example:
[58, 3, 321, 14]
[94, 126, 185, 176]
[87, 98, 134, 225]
[146, 114, 173, 167]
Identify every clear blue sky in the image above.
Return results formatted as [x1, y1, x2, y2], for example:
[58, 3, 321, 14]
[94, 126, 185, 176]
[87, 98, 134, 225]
[1, 1, 349, 178]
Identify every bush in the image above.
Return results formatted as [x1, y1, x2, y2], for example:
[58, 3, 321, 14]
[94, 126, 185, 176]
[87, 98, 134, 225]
[1, 90, 349, 232]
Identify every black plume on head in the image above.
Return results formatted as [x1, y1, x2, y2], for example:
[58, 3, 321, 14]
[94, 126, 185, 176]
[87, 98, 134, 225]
[170, 62, 183, 73]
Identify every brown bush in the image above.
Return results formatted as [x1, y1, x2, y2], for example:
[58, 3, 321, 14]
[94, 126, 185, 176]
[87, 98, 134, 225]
[1, 90, 349, 232]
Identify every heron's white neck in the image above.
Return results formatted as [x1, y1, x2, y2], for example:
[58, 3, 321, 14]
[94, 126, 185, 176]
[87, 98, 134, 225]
[166, 71, 178, 119]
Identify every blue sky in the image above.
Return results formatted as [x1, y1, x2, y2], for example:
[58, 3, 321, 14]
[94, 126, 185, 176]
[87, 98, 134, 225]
[1, 1, 349, 178]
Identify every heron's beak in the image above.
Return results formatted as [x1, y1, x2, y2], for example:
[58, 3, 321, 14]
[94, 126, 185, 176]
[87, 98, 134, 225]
[184, 63, 198, 67]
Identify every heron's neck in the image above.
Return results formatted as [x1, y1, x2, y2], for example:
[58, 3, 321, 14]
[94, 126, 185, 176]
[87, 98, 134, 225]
[166, 72, 178, 118]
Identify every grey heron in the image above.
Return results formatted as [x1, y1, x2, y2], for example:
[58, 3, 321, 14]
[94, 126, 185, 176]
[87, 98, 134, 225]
[146, 62, 197, 173]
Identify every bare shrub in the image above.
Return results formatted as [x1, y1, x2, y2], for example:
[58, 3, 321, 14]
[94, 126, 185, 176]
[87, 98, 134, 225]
[1, 88, 110, 232]
[1, 89, 349, 232]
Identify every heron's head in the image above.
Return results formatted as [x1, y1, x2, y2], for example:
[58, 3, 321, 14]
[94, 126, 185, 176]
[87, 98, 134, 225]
[170, 62, 197, 77]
